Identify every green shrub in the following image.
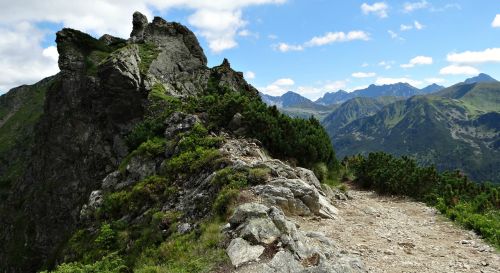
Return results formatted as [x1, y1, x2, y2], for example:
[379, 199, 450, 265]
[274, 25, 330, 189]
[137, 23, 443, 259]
[130, 176, 171, 206]
[183, 79, 338, 170]
[338, 184, 348, 193]
[41, 253, 128, 273]
[100, 191, 131, 219]
[248, 167, 271, 185]
[211, 168, 248, 188]
[167, 147, 221, 175]
[100, 176, 173, 219]
[136, 138, 166, 157]
[134, 220, 228, 273]
[95, 224, 117, 251]
[125, 119, 166, 151]
[312, 163, 328, 183]
[212, 188, 239, 217]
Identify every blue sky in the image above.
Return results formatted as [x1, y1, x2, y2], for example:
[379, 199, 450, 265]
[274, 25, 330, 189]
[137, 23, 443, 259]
[0, 0, 499, 99]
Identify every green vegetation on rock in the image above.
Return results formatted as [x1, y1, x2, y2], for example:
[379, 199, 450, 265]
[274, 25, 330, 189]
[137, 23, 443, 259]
[138, 43, 160, 74]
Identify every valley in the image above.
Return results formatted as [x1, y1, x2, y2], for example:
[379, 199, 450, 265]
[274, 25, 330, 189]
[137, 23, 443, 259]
[261, 74, 500, 183]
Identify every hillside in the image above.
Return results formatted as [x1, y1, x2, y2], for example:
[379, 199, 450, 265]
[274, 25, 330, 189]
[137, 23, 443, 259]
[0, 12, 359, 273]
[322, 96, 401, 135]
[0, 77, 53, 199]
[328, 83, 500, 183]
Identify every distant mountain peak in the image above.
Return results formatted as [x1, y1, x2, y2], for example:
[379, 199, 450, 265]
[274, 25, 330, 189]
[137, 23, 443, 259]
[283, 90, 301, 96]
[421, 83, 445, 94]
[464, 73, 498, 84]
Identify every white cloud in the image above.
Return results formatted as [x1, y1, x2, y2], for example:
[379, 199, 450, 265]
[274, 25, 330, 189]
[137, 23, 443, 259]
[295, 86, 322, 100]
[188, 9, 247, 53]
[388, 30, 404, 41]
[0, 22, 59, 92]
[447, 48, 500, 64]
[296, 80, 348, 100]
[238, 29, 258, 38]
[273, 78, 294, 86]
[425, 77, 445, 83]
[439, 65, 479, 75]
[259, 77, 295, 96]
[274, 43, 304, 52]
[414, 20, 424, 30]
[375, 77, 423, 87]
[361, 62, 369, 67]
[277, 30, 369, 53]
[400, 20, 424, 31]
[304, 31, 369, 47]
[430, 3, 461, 12]
[378, 60, 393, 69]
[492, 14, 500, 28]
[361, 2, 389, 18]
[323, 80, 347, 91]
[42, 46, 59, 62]
[244, 71, 255, 80]
[400, 55, 433, 68]
[352, 72, 376, 78]
[261, 79, 349, 99]
[400, 24, 413, 31]
[403, 0, 428, 13]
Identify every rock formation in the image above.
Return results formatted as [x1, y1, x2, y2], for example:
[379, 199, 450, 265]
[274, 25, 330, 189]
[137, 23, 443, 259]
[0, 12, 353, 273]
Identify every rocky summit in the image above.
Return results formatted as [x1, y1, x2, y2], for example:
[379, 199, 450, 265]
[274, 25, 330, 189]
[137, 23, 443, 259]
[0, 12, 353, 273]
[0, 11, 247, 272]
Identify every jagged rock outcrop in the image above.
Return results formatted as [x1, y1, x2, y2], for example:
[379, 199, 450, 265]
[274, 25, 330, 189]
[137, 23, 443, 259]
[0, 11, 255, 273]
[0, 11, 350, 273]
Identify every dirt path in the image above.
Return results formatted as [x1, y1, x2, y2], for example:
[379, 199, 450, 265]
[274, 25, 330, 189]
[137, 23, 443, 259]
[294, 188, 500, 273]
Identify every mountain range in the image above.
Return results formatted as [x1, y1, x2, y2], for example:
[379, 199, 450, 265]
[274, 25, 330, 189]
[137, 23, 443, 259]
[316, 82, 445, 106]
[259, 82, 446, 120]
[323, 76, 500, 183]
[259, 73, 499, 183]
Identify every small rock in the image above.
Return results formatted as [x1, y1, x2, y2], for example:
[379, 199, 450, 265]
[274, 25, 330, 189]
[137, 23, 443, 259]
[460, 240, 472, 245]
[383, 249, 395, 255]
[177, 223, 192, 234]
[226, 238, 265, 267]
[267, 251, 304, 272]
[239, 218, 281, 244]
[229, 202, 270, 225]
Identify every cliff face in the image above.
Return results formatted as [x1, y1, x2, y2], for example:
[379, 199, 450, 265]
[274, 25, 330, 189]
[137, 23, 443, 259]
[0, 12, 257, 273]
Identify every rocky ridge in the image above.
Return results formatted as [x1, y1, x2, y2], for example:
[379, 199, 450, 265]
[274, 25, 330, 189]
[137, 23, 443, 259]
[0, 11, 255, 272]
[0, 11, 349, 273]
[80, 116, 365, 272]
